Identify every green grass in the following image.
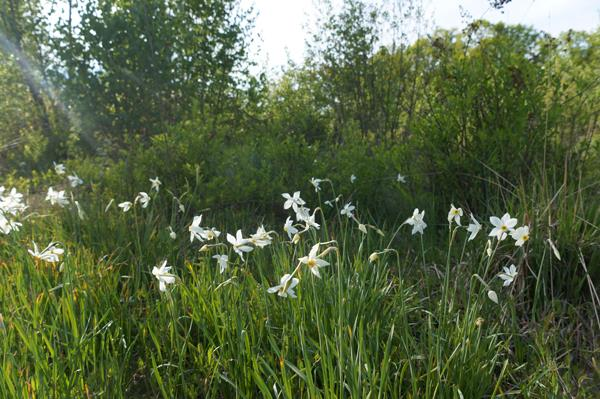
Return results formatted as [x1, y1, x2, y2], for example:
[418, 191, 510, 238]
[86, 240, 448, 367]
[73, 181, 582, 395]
[0, 179, 598, 398]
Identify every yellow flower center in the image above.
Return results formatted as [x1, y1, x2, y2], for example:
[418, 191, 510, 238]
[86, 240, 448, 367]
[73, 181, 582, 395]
[501, 225, 508, 231]
[522, 235, 529, 241]
[307, 258, 317, 268]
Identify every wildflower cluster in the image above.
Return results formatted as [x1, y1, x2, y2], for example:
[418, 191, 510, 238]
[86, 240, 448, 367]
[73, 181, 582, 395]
[0, 186, 26, 234]
[10, 164, 536, 306]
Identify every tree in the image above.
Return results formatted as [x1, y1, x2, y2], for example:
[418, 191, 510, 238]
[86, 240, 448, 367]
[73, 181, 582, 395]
[50, 0, 254, 147]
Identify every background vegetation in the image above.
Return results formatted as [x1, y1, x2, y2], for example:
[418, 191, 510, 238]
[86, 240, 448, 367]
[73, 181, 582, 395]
[0, 0, 598, 397]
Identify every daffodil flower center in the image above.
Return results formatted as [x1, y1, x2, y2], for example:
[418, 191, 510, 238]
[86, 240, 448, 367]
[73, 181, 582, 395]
[307, 258, 317, 268]
[501, 225, 508, 231]
[522, 235, 529, 241]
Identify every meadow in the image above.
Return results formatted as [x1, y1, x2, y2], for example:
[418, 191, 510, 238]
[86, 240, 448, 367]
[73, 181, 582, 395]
[1, 0, 599, 397]
[0, 162, 598, 397]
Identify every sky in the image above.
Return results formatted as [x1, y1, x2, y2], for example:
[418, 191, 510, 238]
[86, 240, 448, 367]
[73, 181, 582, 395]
[243, 0, 600, 71]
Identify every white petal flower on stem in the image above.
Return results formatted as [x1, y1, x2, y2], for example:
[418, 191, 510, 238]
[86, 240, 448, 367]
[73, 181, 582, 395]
[498, 264, 518, 287]
[53, 162, 66, 175]
[447, 204, 463, 226]
[189, 215, 205, 242]
[250, 225, 273, 248]
[397, 173, 407, 183]
[282, 191, 305, 212]
[118, 201, 133, 212]
[298, 244, 329, 278]
[295, 206, 311, 222]
[283, 216, 299, 240]
[267, 274, 300, 298]
[466, 214, 481, 241]
[46, 187, 69, 207]
[510, 226, 530, 247]
[340, 203, 355, 218]
[350, 174, 357, 183]
[67, 173, 84, 188]
[303, 210, 320, 231]
[149, 177, 162, 192]
[152, 260, 176, 292]
[0, 216, 22, 235]
[310, 178, 322, 192]
[168, 226, 177, 240]
[200, 227, 221, 241]
[404, 208, 427, 235]
[28, 241, 64, 263]
[135, 192, 151, 208]
[227, 229, 254, 260]
[212, 254, 228, 274]
[489, 213, 518, 241]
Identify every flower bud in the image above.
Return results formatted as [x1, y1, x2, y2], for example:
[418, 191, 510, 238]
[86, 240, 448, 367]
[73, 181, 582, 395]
[369, 252, 379, 263]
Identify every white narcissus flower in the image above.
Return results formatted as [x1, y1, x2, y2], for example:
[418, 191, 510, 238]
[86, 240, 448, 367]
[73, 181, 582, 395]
[510, 226, 530, 247]
[324, 200, 333, 207]
[200, 227, 221, 241]
[53, 162, 66, 175]
[267, 274, 300, 298]
[149, 177, 162, 192]
[466, 214, 481, 241]
[227, 229, 254, 261]
[118, 201, 133, 212]
[0, 214, 19, 234]
[250, 225, 273, 248]
[340, 202, 355, 218]
[298, 243, 329, 278]
[168, 226, 177, 240]
[283, 216, 298, 240]
[135, 192, 150, 208]
[489, 213, 518, 241]
[212, 254, 228, 274]
[397, 173, 407, 183]
[295, 206, 311, 222]
[310, 178, 322, 192]
[152, 260, 176, 292]
[28, 241, 64, 263]
[404, 208, 427, 235]
[282, 191, 305, 212]
[189, 215, 205, 242]
[447, 204, 463, 226]
[46, 187, 69, 207]
[303, 210, 320, 231]
[498, 264, 518, 287]
[67, 173, 84, 188]
[350, 174, 357, 183]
